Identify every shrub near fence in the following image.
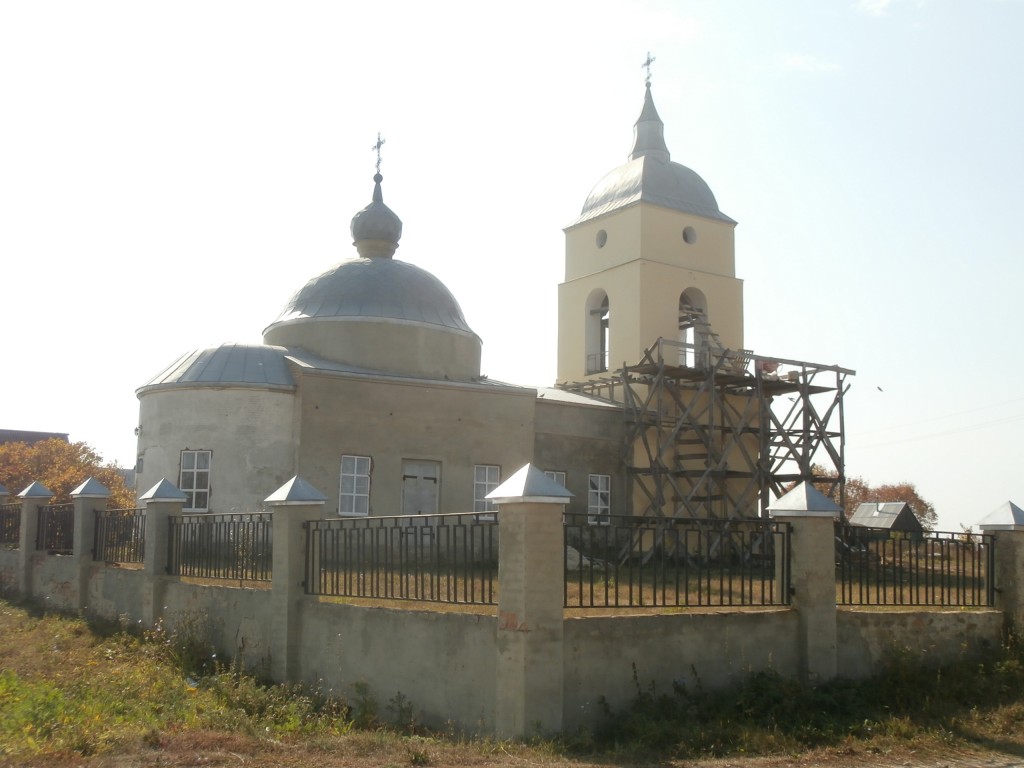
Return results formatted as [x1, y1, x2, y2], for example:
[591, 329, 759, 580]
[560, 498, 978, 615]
[167, 512, 273, 583]
[564, 514, 791, 609]
[305, 513, 498, 605]
[836, 525, 995, 607]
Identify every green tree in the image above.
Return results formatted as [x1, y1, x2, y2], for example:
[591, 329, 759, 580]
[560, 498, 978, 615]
[0, 438, 135, 509]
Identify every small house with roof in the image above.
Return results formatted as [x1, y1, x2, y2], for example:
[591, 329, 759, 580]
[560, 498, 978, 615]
[849, 502, 924, 538]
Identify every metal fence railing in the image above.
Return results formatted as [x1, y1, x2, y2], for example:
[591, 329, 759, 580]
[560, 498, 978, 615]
[0, 502, 20, 546]
[564, 513, 791, 609]
[94, 508, 146, 564]
[36, 503, 74, 554]
[305, 513, 498, 605]
[167, 512, 272, 582]
[836, 525, 994, 607]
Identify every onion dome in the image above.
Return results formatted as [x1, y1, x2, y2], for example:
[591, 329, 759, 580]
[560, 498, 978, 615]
[263, 171, 481, 380]
[350, 172, 403, 258]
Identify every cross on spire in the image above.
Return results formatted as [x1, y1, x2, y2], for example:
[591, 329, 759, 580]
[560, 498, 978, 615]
[372, 132, 386, 173]
[642, 52, 656, 84]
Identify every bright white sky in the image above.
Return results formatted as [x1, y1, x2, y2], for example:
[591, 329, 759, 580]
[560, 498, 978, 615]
[2, 0, 1022, 530]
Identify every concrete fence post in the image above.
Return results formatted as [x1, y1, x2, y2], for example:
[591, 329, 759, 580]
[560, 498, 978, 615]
[139, 479, 186, 627]
[71, 477, 110, 612]
[769, 482, 841, 684]
[489, 464, 574, 739]
[266, 476, 327, 682]
[979, 502, 1024, 636]
[17, 481, 53, 598]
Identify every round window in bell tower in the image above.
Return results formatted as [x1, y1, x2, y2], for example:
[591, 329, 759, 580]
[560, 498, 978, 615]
[596, 229, 608, 248]
[683, 226, 697, 245]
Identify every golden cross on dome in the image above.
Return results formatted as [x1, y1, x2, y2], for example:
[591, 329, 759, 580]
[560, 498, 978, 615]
[642, 52, 656, 84]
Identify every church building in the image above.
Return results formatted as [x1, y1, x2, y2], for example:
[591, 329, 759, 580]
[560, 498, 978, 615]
[134, 78, 851, 520]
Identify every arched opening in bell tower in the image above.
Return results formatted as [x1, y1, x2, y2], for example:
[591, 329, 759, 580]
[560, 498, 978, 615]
[678, 288, 708, 369]
[585, 290, 610, 374]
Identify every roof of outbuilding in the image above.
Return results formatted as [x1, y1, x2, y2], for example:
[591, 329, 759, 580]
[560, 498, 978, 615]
[849, 502, 923, 530]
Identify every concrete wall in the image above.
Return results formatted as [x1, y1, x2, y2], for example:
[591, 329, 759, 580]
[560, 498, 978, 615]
[27, 553, 77, 607]
[0, 546, 18, 592]
[837, 608, 1004, 678]
[86, 566, 147, 621]
[297, 600, 497, 732]
[136, 386, 298, 512]
[564, 609, 800, 730]
[295, 371, 537, 516]
[533, 398, 625, 516]
[5, 492, 1023, 739]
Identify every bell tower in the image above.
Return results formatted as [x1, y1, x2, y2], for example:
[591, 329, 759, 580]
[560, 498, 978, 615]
[557, 77, 744, 384]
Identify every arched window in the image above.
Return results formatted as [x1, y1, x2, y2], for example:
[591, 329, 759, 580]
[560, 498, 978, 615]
[586, 291, 610, 374]
[678, 288, 708, 369]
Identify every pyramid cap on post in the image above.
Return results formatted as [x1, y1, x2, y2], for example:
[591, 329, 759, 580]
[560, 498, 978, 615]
[71, 477, 110, 498]
[486, 464, 574, 506]
[18, 481, 54, 499]
[265, 476, 327, 506]
[977, 500, 1024, 531]
[768, 482, 842, 518]
[139, 478, 188, 502]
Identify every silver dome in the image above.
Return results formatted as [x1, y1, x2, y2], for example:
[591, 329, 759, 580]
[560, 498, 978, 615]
[265, 257, 476, 334]
[571, 83, 735, 226]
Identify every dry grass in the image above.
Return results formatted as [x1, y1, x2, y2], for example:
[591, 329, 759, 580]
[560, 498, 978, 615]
[2, 595, 1024, 768]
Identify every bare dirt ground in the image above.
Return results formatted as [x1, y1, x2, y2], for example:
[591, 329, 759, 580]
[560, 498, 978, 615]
[5, 735, 1023, 768]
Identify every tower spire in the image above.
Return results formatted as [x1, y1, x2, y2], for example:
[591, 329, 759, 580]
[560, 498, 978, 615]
[630, 56, 670, 162]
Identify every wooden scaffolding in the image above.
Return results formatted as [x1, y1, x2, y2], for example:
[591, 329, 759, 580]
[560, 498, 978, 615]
[560, 337, 855, 520]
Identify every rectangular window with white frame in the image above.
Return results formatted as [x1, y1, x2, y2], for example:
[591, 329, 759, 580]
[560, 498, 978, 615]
[544, 470, 566, 487]
[339, 454, 372, 516]
[474, 464, 500, 519]
[588, 473, 610, 525]
[179, 449, 211, 512]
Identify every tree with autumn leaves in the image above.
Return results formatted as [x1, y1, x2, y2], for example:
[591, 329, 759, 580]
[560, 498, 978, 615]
[0, 438, 135, 509]
[810, 465, 938, 530]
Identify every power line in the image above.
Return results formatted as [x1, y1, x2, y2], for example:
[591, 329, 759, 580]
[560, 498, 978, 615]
[851, 394, 1024, 437]
[855, 411, 1024, 450]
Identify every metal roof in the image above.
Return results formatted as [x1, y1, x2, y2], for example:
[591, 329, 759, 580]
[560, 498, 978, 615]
[264, 257, 477, 336]
[849, 502, 922, 530]
[535, 386, 621, 409]
[569, 82, 735, 228]
[139, 343, 296, 391]
[571, 155, 735, 227]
